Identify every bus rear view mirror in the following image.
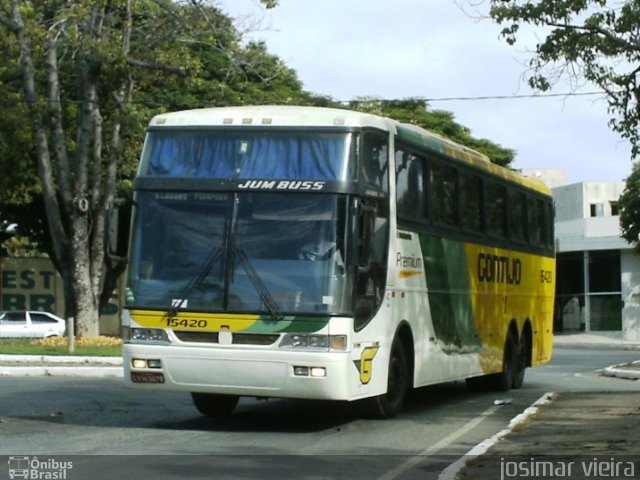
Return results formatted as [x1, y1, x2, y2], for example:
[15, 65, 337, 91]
[107, 198, 132, 260]
[357, 203, 377, 268]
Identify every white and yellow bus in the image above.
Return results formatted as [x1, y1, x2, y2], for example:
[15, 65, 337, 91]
[120, 105, 555, 418]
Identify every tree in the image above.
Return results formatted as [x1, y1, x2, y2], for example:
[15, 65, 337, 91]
[0, 0, 280, 336]
[350, 97, 515, 167]
[0, 27, 37, 207]
[619, 161, 640, 249]
[486, 0, 640, 158]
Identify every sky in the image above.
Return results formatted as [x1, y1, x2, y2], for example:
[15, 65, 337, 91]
[218, 0, 636, 185]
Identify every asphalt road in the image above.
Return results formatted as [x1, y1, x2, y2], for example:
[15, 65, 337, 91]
[0, 346, 638, 479]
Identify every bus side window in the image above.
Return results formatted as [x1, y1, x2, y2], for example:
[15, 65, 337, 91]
[546, 201, 555, 251]
[486, 181, 507, 238]
[361, 132, 389, 191]
[527, 196, 547, 248]
[430, 162, 458, 227]
[508, 189, 527, 243]
[395, 149, 426, 222]
[460, 173, 483, 233]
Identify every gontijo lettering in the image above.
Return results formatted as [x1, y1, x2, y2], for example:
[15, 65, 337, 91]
[477, 253, 522, 285]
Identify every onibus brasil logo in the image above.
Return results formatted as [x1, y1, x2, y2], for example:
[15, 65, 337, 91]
[8, 456, 72, 480]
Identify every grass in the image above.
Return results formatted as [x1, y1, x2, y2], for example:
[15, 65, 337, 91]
[0, 336, 122, 357]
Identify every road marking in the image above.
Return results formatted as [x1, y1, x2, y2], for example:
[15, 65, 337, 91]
[438, 392, 556, 480]
[376, 404, 500, 480]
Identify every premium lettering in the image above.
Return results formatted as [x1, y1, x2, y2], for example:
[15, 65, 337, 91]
[396, 253, 423, 269]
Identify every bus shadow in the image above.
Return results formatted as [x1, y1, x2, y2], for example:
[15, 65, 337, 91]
[3, 377, 512, 435]
[156, 397, 361, 433]
[157, 381, 487, 433]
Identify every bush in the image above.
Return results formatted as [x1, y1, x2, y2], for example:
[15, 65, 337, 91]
[30, 336, 122, 348]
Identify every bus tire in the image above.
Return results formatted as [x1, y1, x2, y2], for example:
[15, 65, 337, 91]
[191, 392, 239, 417]
[493, 332, 518, 392]
[511, 339, 527, 389]
[366, 337, 409, 419]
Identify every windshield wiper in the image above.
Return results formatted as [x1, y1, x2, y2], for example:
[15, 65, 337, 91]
[167, 245, 223, 317]
[236, 248, 284, 321]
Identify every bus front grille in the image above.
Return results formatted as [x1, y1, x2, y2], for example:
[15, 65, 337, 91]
[173, 331, 280, 346]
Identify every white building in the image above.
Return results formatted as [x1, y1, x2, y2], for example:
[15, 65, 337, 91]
[522, 169, 640, 340]
[531, 175, 640, 341]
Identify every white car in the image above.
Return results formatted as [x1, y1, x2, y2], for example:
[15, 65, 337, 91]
[0, 310, 66, 338]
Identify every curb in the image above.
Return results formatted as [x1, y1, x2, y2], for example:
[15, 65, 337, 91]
[602, 360, 640, 380]
[553, 340, 640, 350]
[0, 365, 123, 378]
[0, 354, 122, 365]
[0, 354, 123, 378]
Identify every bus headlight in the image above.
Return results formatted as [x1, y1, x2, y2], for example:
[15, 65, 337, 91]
[124, 327, 170, 344]
[279, 334, 347, 351]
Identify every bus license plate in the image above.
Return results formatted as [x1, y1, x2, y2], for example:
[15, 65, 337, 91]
[131, 371, 165, 384]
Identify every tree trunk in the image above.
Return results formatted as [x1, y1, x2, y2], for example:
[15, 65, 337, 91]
[4, 1, 123, 338]
[71, 213, 101, 338]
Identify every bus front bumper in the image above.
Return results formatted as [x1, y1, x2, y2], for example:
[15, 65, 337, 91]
[123, 344, 369, 402]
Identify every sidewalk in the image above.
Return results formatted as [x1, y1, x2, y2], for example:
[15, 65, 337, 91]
[554, 331, 640, 349]
[554, 332, 640, 380]
[448, 333, 640, 479]
[452, 391, 640, 479]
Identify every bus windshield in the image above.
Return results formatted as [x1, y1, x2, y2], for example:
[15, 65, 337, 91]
[140, 130, 355, 180]
[126, 191, 354, 316]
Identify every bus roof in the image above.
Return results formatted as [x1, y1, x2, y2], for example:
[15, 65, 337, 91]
[149, 105, 550, 195]
[394, 122, 551, 195]
[149, 105, 390, 130]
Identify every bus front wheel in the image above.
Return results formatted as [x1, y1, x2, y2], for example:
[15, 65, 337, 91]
[191, 392, 239, 417]
[365, 337, 409, 419]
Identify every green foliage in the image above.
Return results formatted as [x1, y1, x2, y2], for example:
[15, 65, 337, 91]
[488, 0, 640, 158]
[0, 29, 37, 207]
[619, 161, 640, 249]
[0, 1, 319, 258]
[349, 97, 515, 167]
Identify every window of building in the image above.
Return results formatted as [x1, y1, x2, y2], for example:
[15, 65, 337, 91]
[590, 203, 604, 217]
[610, 201, 620, 216]
[588, 250, 622, 331]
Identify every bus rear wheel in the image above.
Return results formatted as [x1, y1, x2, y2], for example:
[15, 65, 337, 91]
[511, 338, 527, 389]
[191, 392, 239, 417]
[493, 332, 518, 392]
[366, 337, 409, 419]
